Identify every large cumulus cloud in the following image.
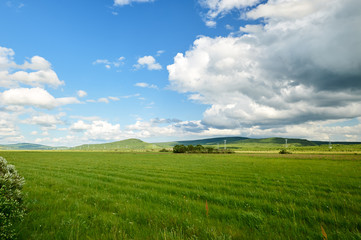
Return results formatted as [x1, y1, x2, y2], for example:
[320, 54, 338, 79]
[168, 0, 361, 130]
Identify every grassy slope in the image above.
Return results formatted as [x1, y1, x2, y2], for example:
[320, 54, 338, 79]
[72, 138, 161, 151]
[2, 151, 361, 239]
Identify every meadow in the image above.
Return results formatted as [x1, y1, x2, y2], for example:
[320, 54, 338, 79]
[1, 151, 361, 239]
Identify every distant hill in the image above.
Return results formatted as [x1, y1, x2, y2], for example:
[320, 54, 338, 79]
[240, 137, 317, 146]
[0, 143, 65, 150]
[1, 137, 360, 151]
[155, 137, 318, 148]
[312, 140, 361, 145]
[219, 137, 318, 150]
[156, 137, 249, 148]
[72, 138, 161, 151]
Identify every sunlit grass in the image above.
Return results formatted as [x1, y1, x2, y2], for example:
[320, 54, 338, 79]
[1, 151, 361, 239]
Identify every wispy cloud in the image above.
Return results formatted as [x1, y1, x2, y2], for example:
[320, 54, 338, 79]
[86, 96, 121, 104]
[113, 0, 155, 7]
[92, 57, 125, 69]
[77, 90, 87, 98]
[156, 50, 165, 56]
[199, 0, 260, 27]
[134, 82, 158, 89]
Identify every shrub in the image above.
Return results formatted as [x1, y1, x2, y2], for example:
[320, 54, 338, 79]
[159, 148, 171, 152]
[279, 149, 292, 154]
[206, 147, 214, 153]
[0, 157, 25, 240]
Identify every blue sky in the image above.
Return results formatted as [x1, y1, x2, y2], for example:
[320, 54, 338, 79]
[1, 0, 361, 146]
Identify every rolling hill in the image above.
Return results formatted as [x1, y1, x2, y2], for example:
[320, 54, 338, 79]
[155, 137, 249, 148]
[0, 143, 66, 150]
[155, 137, 318, 148]
[1, 137, 360, 151]
[72, 138, 161, 151]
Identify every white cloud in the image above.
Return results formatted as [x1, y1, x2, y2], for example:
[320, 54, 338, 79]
[199, 0, 260, 26]
[0, 112, 24, 143]
[120, 93, 140, 99]
[86, 96, 120, 103]
[0, 87, 80, 110]
[168, 0, 361, 133]
[205, 20, 217, 28]
[93, 59, 110, 65]
[247, 0, 327, 20]
[98, 98, 109, 104]
[70, 120, 122, 141]
[108, 96, 120, 101]
[0, 46, 16, 70]
[123, 118, 243, 140]
[70, 115, 102, 121]
[26, 113, 65, 128]
[0, 47, 64, 88]
[77, 90, 87, 98]
[114, 0, 154, 7]
[134, 82, 158, 89]
[70, 120, 89, 132]
[156, 50, 165, 56]
[134, 56, 162, 70]
[22, 56, 52, 70]
[8, 69, 64, 88]
[239, 24, 263, 33]
[225, 24, 234, 30]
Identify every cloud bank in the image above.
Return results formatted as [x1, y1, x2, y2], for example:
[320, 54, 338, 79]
[169, 0, 361, 133]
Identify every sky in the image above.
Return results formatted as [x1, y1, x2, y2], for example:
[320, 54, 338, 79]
[0, 0, 361, 147]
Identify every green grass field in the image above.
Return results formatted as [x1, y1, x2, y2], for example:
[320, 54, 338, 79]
[1, 151, 361, 239]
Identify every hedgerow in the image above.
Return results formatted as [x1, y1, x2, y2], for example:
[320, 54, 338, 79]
[0, 157, 25, 240]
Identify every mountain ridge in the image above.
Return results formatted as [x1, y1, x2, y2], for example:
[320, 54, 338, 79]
[1, 137, 360, 150]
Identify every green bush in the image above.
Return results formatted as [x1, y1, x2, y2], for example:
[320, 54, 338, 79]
[0, 157, 25, 240]
[159, 148, 171, 152]
[279, 149, 292, 154]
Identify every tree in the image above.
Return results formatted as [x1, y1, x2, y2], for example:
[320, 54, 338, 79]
[206, 147, 214, 153]
[187, 145, 194, 152]
[194, 144, 204, 153]
[173, 145, 187, 153]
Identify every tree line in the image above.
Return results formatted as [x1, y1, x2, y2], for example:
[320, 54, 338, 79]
[172, 144, 234, 154]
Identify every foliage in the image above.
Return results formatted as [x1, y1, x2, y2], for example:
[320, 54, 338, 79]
[279, 149, 292, 154]
[0, 157, 25, 240]
[173, 144, 234, 154]
[172, 144, 187, 153]
[159, 148, 171, 152]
